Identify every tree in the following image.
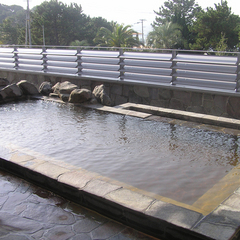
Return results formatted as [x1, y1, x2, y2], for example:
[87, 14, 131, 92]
[153, 0, 202, 49]
[147, 22, 183, 49]
[0, 9, 25, 44]
[30, 1, 89, 45]
[0, 4, 24, 23]
[83, 17, 113, 45]
[215, 32, 228, 54]
[190, 1, 240, 51]
[94, 23, 140, 47]
[69, 39, 90, 46]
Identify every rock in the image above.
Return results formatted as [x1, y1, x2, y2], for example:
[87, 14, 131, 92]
[0, 78, 9, 87]
[52, 82, 61, 93]
[39, 82, 52, 96]
[52, 81, 78, 95]
[92, 84, 111, 106]
[17, 80, 39, 95]
[0, 84, 23, 99]
[49, 93, 59, 98]
[60, 94, 70, 102]
[90, 98, 98, 104]
[68, 89, 92, 103]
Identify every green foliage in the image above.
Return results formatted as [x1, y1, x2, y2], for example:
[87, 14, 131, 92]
[190, 1, 240, 51]
[70, 39, 90, 46]
[0, 4, 24, 23]
[94, 23, 140, 47]
[83, 17, 113, 45]
[0, 8, 26, 44]
[153, 0, 202, 49]
[215, 32, 228, 54]
[30, 1, 89, 45]
[147, 22, 184, 49]
[0, 1, 113, 46]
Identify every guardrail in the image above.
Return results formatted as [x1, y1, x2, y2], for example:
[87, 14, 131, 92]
[0, 46, 239, 94]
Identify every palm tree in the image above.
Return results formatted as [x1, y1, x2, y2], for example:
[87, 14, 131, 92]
[94, 23, 140, 47]
[147, 22, 184, 49]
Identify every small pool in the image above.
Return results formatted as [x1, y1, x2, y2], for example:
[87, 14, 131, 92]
[1, 100, 240, 205]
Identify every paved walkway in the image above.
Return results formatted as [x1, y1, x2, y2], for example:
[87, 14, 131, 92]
[0, 170, 158, 240]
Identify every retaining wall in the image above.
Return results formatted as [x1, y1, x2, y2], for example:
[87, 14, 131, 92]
[1, 70, 240, 119]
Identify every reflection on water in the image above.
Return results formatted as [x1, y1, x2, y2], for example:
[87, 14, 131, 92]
[0, 100, 240, 205]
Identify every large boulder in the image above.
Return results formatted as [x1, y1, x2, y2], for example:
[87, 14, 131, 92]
[0, 84, 23, 100]
[92, 84, 111, 106]
[52, 81, 78, 95]
[68, 88, 92, 103]
[17, 80, 39, 95]
[39, 81, 52, 96]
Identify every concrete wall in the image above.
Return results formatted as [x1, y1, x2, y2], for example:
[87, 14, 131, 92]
[1, 70, 240, 119]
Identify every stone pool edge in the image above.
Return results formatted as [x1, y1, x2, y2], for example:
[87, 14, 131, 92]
[36, 96, 240, 130]
[0, 147, 240, 240]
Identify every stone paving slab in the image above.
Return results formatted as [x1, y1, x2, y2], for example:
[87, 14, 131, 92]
[0, 170, 157, 240]
[117, 102, 240, 129]
[81, 103, 152, 119]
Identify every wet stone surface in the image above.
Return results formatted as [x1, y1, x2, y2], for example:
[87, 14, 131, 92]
[0, 170, 158, 240]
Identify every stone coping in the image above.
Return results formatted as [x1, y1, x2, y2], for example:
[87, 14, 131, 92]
[116, 102, 240, 130]
[0, 143, 240, 240]
[40, 96, 240, 130]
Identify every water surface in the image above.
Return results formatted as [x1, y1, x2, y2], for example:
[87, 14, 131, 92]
[1, 100, 239, 204]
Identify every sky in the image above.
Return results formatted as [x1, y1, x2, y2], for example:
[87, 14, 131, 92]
[1, 0, 240, 41]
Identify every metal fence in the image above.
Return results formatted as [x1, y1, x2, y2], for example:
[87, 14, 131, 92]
[0, 46, 239, 94]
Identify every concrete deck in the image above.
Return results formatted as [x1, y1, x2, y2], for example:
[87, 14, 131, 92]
[1, 98, 240, 240]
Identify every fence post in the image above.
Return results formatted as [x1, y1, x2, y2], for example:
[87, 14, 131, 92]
[235, 54, 240, 92]
[118, 48, 124, 80]
[42, 46, 47, 73]
[13, 46, 19, 70]
[76, 47, 82, 76]
[170, 50, 177, 85]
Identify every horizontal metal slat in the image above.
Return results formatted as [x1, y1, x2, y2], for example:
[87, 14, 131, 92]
[0, 58, 14, 63]
[43, 55, 77, 62]
[0, 62, 15, 68]
[122, 66, 172, 76]
[121, 52, 172, 61]
[81, 69, 119, 78]
[43, 49, 77, 56]
[174, 70, 236, 82]
[46, 61, 77, 68]
[79, 50, 119, 58]
[0, 53, 14, 58]
[18, 53, 42, 61]
[14, 48, 42, 55]
[175, 77, 235, 90]
[81, 56, 119, 65]
[123, 78, 171, 88]
[46, 66, 77, 74]
[124, 72, 171, 83]
[0, 48, 14, 53]
[18, 64, 43, 72]
[174, 62, 237, 74]
[174, 54, 237, 65]
[82, 63, 119, 72]
[123, 59, 172, 69]
[18, 59, 43, 66]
